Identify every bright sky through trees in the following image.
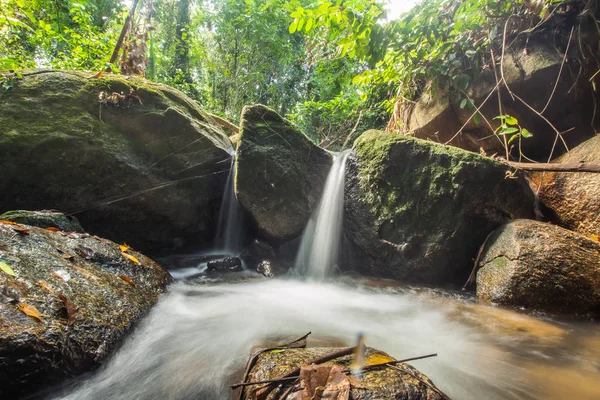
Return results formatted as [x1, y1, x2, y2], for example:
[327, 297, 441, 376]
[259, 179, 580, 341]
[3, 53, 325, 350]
[384, 0, 419, 20]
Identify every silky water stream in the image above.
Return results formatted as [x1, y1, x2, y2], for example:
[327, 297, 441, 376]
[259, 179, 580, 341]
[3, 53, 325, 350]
[48, 150, 600, 400]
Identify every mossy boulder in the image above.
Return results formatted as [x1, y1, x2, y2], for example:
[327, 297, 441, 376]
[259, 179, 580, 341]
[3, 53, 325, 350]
[532, 135, 600, 237]
[0, 210, 84, 232]
[235, 105, 332, 241]
[0, 70, 231, 253]
[476, 219, 600, 315]
[346, 130, 535, 284]
[0, 220, 171, 398]
[242, 346, 447, 400]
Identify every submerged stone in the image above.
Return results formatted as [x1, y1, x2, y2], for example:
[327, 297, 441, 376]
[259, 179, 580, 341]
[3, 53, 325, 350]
[235, 105, 332, 241]
[0, 70, 231, 253]
[346, 130, 534, 284]
[206, 256, 243, 272]
[476, 219, 600, 315]
[0, 220, 171, 398]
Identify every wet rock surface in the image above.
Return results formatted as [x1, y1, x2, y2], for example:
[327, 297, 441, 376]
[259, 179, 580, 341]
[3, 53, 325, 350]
[0, 70, 231, 253]
[532, 135, 600, 237]
[235, 105, 332, 241]
[206, 256, 243, 272]
[242, 346, 447, 400]
[257, 260, 275, 278]
[0, 209, 84, 233]
[476, 219, 600, 315]
[0, 220, 171, 398]
[346, 130, 535, 284]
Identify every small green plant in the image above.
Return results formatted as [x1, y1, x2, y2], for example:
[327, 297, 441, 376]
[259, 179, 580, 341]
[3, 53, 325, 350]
[494, 114, 533, 146]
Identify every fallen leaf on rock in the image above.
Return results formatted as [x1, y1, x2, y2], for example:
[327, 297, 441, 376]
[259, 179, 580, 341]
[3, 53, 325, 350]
[0, 260, 15, 277]
[119, 243, 130, 252]
[121, 252, 141, 265]
[591, 234, 600, 243]
[46, 227, 60, 232]
[0, 220, 30, 235]
[364, 353, 395, 366]
[91, 70, 103, 79]
[37, 280, 54, 293]
[58, 292, 79, 325]
[92, 235, 110, 244]
[293, 364, 352, 400]
[18, 302, 42, 322]
[75, 246, 94, 260]
[120, 275, 136, 287]
[56, 248, 75, 261]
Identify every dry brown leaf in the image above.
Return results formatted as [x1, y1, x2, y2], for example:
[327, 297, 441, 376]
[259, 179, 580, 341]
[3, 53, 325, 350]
[18, 302, 42, 322]
[121, 252, 141, 265]
[0, 220, 30, 235]
[58, 292, 79, 325]
[91, 70, 103, 79]
[293, 364, 351, 400]
[120, 275, 136, 287]
[46, 227, 60, 232]
[37, 280, 54, 293]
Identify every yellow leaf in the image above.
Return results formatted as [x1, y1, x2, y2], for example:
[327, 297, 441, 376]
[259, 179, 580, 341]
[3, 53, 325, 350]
[0, 260, 15, 276]
[364, 353, 395, 366]
[121, 252, 140, 265]
[120, 275, 136, 286]
[591, 234, 600, 243]
[18, 302, 42, 322]
[119, 243, 129, 252]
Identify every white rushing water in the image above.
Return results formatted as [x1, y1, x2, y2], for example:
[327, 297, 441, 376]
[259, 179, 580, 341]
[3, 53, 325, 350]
[295, 150, 351, 280]
[50, 278, 600, 400]
[215, 149, 243, 253]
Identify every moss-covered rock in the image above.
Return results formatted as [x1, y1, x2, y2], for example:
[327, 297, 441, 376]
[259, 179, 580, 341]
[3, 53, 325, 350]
[531, 135, 600, 237]
[0, 220, 171, 398]
[0, 70, 231, 253]
[235, 105, 332, 240]
[242, 346, 447, 400]
[346, 130, 535, 284]
[476, 219, 600, 315]
[0, 209, 84, 232]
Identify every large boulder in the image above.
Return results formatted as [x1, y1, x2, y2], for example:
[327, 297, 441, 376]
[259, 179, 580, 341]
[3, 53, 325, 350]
[235, 105, 332, 241]
[476, 219, 600, 315]
[242, 346, 447, 400]
[0, 220, 171, 398]
[0, 70, 232, 253]
[396, 40, 597, 160]
[346, 130, 535, 284]
[532, 135, 600, 237]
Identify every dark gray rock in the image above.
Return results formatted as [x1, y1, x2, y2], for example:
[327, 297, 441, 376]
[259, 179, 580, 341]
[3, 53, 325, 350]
[0, 209, 84, 232]
[0, 220, 171, 398]
[206, 256, 242, 272]
[234, 105, 332, 241]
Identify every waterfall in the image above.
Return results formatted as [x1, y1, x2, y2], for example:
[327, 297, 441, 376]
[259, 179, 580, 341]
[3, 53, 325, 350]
[295, 149, 351, 280]
[215, 148, 243, 253]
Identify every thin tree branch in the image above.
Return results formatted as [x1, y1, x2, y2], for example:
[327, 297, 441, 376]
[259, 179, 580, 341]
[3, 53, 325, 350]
[505, 161, 600, 173]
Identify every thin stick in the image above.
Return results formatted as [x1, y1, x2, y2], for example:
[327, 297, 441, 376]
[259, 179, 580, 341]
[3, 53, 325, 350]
[500, 16, 516, 101]
[463, 231, 495, 289]
[232, 376, 298, 389]
[490, 46, 509, 159]
[505, 161, 600, 173]
[343, 353, 438, 373]
[390, 365, 452, 400]
[541, 26, 575, 115]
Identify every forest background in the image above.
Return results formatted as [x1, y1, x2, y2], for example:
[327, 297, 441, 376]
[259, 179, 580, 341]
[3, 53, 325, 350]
[0, 0, 572, 148]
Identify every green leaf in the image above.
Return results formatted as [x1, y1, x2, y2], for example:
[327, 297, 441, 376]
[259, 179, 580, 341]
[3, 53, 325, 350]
[521, 128, 533, 138]
[305, 17, 313, 32]
[498, 127, 519, 135]
[270, 349, 286, 354]
[289, 19, 298, 34]
[0, 261, 15, 277]
[505, 115, 518, 125]
[507, 133, 521, 145]
[460, 98, 468, 109]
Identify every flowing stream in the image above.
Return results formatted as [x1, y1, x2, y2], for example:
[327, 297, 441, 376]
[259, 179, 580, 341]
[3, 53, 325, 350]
[214, 149, 243, 254]
[295, 150, 351, 280]
[49, 277, 600, 400]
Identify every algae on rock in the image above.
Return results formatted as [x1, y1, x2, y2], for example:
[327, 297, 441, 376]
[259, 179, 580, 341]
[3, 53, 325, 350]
[346, 130, 535, 284]
[0, 70, 231, 253]
[234, 104, 332, 241]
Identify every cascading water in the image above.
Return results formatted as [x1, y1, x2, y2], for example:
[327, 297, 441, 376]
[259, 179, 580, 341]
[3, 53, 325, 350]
[214, 147, 243, 253]
[295, 149, 351, 280]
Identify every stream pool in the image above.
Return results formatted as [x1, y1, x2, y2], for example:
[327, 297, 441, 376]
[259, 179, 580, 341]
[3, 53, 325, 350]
[48, 275, 600, 400]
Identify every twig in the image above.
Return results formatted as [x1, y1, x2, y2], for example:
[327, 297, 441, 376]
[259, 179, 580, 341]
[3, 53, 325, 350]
[490, 46, 509, 160]
[232, 376, 299, 389]
[390, 364, 452, 400]
[541, 26, 575, 115]
[500, 16, 516, 101]
[463, 231, 495, 290]
[342, 353, 438, 373]
[504, 161, 600, 173]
